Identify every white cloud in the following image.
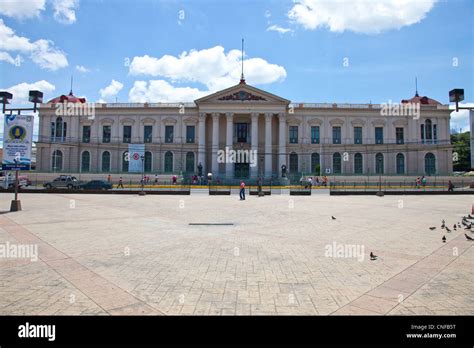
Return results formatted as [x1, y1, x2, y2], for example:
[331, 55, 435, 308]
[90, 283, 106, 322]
[0, 19, 68, 70]
[129, 45, 286, 92]
[267, 24, 293, 34]
[129, 80, 207, 103]
[99, 79, 124, 99]
[264, 10, 271, 18]
[0, 51, 22, 65]
[51, 0, 79, 24]
[75, 64, 90, 73]
[450, 104, 474, 133]
[0, 0, 46, 20]
[1, 80, 55, 104]
[288, 0, 436, 34]
[30, 39, 68, 70]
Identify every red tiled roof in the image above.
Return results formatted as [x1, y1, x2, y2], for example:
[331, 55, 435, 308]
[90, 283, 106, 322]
[47, 91, 86, 104]
[401, 93, 441, 105]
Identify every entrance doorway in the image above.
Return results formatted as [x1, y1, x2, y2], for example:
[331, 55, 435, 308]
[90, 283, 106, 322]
[234, 163, 250, 178]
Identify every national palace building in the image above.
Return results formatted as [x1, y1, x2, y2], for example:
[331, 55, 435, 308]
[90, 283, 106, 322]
[35, 78, 453, 179]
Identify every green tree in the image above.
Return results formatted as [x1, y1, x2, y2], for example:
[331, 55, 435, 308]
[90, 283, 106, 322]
[451, 131, 471, 171]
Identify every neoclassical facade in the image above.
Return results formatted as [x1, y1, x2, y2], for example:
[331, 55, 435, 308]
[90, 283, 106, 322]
[36, 81, 453, 177]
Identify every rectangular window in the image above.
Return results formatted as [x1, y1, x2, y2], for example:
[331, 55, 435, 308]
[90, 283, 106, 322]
[396, 127, 404, 144]
[421, 124, 425, 144]
[433, 124, 437, 144]
[236, 123, 249, 143]
[311, 126, 320, 144]
[375, 127, 383, 144]
[144, 125, 152, 143]
[332, 126, 341, 144]
[123, 125, 132, 143]
[82, 125, 91, 143]
[186, 125, 195, 143]
[165, 125, 174, 143]
[102, 125, 111, 143]
[354, 127, 362, 144]
[289, 126, 298, 144]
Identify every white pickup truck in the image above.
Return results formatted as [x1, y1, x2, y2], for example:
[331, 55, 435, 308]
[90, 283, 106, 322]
[0, 174, 30, 189]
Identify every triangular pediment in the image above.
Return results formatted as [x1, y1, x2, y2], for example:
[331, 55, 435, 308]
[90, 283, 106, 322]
[195, 83, 290, 105]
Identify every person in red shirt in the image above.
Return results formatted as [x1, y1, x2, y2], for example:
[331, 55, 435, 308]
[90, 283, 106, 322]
[239, 180, 246, 200]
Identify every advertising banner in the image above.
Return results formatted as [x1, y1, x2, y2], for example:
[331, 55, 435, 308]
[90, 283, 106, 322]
[128, 144, 145, 173]
[2, 114, 34, 171]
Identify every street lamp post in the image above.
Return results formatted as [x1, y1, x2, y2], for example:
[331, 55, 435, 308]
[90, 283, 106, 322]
[258, 156, 264, 197]
[0, 90, 43, 211]
[138, 155, 146, 196]
[449, 89, 474, 170]
[376, 157, 384, 197]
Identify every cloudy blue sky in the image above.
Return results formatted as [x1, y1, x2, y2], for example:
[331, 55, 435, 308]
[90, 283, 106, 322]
[0, 0, 473, 133]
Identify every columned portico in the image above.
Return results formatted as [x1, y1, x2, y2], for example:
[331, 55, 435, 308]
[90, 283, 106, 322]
[265, 113, 273, 177]
[225, 112, 234, 178]
[198, 113, 206, 173]
[212, 113, 220, 175]
[250, 112, 259, 178]
[278, 113, 286, 174]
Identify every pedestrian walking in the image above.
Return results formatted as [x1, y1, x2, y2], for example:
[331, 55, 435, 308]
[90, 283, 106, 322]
[117, 177, 124, 189]
[448, 180, 454, 192]
[239, 180, 246, 200]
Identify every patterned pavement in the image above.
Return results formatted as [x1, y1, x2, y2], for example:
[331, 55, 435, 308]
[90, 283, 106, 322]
[0, 192, 473, 315]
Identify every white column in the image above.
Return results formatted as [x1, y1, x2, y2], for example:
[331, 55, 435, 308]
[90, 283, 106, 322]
[250, 112, 259, 178]
[197, 113, 206, 173]
[225, 112, 234, 178]
[264, 113, 273, 177]
[278, 113, 286, 176]
[212, 112, 220, 174]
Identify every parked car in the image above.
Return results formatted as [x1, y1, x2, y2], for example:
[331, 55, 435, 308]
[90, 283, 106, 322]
[43, 175, 81, 190]
[0, 174, 31, 189]
[79, 180, 112, 190]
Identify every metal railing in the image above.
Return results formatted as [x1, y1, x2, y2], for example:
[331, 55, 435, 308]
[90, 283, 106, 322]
[329, 179, 472, 193]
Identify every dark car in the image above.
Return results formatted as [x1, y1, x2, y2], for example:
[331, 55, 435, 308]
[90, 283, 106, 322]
[79, 180, 113, 190]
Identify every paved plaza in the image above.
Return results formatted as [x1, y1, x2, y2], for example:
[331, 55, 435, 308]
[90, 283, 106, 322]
[0, 192, 473, 315]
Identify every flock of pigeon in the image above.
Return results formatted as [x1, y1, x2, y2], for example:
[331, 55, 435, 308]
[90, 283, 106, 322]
[429, 214, 474, 243]
[331, 212, 474, 263]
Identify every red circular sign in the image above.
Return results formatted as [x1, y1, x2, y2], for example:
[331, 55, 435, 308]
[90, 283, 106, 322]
[133, 153, 140, 160]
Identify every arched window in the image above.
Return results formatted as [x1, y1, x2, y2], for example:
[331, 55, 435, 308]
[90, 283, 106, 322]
[122, 151, 129, 172]
[185, 152, 195, 173]
[421, 119, 433, 144]
[333, 152, 341, 174]
[425, 119, 432, 140]
[396, 153, 405, 174]
[311, 153, 320, 174]
[425, 153, 436, 175]
[354, 153, 363, 174]
[53, 116, 67, 141]
[289, 152, 298, 173]
[81, 151, 90, 172]
[52, 150, 63, 171]
[375, 153, 384, 174]
[164, 151, 173, 173]
[144, 151, 152, 172]
[102, 151, 111, 172]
